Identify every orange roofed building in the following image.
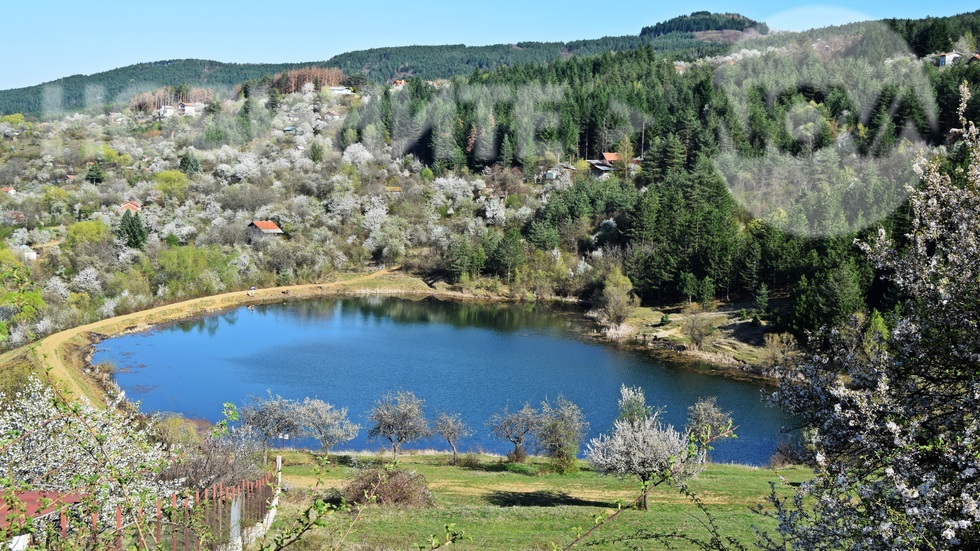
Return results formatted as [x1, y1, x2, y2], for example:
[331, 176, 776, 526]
[247, 220, 284, 243]
[119, 201, 142, 213]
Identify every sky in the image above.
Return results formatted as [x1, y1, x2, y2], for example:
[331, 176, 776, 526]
[1, 0, 978, 90]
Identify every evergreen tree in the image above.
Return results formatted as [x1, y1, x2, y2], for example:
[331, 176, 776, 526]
[85, 162, 105, 184]
[118, 211, 148, 249]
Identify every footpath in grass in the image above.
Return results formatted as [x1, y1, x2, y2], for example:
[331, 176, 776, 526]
[266, 451, 810, 550]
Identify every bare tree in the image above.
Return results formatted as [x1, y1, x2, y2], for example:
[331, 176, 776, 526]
[487, 403, 540, 463]
[682, 310, 715, 351]
[434, 411, 473, 466]
[298, 397, 359, 454]
[240, 392, 302, 465]
[367, 391, 431, 460]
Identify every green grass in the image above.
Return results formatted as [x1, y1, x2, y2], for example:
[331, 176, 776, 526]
[263, 451, 810, 550]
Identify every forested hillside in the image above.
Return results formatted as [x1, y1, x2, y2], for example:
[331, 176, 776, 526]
[321, 31, 730, 83]
[640, 11, 767, 37]
[0, 12, 753, 117]
[3, 8, 980, 548]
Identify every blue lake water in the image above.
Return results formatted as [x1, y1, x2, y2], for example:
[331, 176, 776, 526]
[92, 296, 791, 465]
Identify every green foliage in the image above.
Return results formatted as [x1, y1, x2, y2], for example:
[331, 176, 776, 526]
[600, 267, 638, 326]
[155, 169, 189, 203]
[155, 245, 235, 298]
[640, 11, 767, 37]
[178, 151, 201, 175]
[0, 265, 44, 342]
[64, 219, 109, 250]
[117, 210, 148, 249]
[754, 283, 769, 316]
[309, 139, 325, 163]
[537, 396, 588, 475]
[490, 229, 526, 281]
[84, 161, 105, 184]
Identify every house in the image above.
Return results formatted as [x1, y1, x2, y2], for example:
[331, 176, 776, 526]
[328, 86, 354, 96]
[586, 160, 614, 177]
[119, 201, 142, 213]
[391, 79, 407, 91]
[178, 102, 205, 116]
[158, 105, 177, 118]
[325, 110, 342, 121]
[1, 186, 14, 195]
[967, 54, 980, 65]
[938, 52, 961, 67]
[15, 245, 37, 262]
[248, 220, 284, 242]
[601, 152, 622, 166]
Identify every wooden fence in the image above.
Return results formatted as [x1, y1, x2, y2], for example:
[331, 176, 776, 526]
[29, 464, 280, 550]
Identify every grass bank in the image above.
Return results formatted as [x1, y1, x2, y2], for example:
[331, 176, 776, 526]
[264, 450, 809, 550]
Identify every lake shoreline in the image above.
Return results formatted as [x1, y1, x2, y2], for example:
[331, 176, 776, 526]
[4, 267, 775, 406]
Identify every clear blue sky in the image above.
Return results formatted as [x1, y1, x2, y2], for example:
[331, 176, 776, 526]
[1, 0, 978, 90]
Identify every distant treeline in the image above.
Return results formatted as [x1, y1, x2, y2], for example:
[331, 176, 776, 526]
[0, 59, 333, 117]
[885, 9, 980, 57]
[321, 32, 729, 84]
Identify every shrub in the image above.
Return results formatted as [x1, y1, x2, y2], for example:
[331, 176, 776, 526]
[457, 453, 481, 469]
[343, 466, 434, 507]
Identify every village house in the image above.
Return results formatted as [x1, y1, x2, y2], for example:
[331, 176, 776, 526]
[158, 105, 177, 119]
[1, 186, 14, 195]
[247, 220, 284, 243]
[15, 245, 37, 262]
[178, 102, 206, 116]
[938, 52, 961, 67]
[328, 86, 355, 96]
[119, 201, 142, 214]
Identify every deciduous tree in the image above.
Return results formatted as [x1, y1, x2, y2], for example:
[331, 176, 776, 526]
[298, 397, 359, 454]
[434, 411, 472, 466]
[763, 87, 980, 549]
[537, 396, 589, 474]
[367, 391, 430, 461]
[488, 403, 540, 463]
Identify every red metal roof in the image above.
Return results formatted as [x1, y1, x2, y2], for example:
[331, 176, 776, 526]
[0, 491, 84, 529]
[251, 220, 283, 232]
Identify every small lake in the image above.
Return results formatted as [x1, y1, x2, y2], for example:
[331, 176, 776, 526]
[93, 296, 792, 465]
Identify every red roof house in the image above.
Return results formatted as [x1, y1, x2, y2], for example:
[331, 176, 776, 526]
[119, 201, 142, 213]
[247, 220, 284, 243]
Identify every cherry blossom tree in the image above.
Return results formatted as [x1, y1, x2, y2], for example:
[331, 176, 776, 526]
[762, 86, 980, 549]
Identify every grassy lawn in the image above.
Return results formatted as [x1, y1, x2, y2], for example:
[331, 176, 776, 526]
[261, 451, 810, 550]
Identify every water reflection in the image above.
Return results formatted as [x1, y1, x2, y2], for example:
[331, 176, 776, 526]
[93, 297, 789, 465]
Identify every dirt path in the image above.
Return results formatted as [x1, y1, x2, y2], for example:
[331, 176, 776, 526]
[8, 269, 396, 405]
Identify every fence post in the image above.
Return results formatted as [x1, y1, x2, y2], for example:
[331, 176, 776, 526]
[229, 488, 243, 551]
[115, 507, 122, 551]
[156, 499, 162, 543]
